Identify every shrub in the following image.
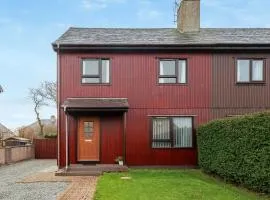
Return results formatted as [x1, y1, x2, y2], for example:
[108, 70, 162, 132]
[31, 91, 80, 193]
[197, 112, 270, 193]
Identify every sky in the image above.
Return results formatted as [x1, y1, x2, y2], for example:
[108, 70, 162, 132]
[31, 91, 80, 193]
[1, 0, 270, 130]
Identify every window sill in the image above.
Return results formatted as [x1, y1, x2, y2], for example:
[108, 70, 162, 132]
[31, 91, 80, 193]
[157, 83, 188, 86]
[235, 82, 266, 85]
[81, 83, 111, 86]
[152, 147, 194, 150]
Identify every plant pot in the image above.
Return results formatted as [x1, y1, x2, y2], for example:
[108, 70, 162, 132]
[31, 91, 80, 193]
[118, 160, 124, 166]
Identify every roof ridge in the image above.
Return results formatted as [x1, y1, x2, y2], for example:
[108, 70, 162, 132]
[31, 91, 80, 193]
[69, 27, 175, 30]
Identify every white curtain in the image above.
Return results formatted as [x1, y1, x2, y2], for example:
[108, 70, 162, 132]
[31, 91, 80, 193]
[152, 118, 170, 148]
[173, 117, 192, 148]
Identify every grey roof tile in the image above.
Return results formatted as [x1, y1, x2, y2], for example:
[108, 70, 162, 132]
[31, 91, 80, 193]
[53, 27, 270, 46]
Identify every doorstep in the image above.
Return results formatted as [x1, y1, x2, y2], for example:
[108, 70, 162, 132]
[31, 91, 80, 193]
[55, 164, 128, 176]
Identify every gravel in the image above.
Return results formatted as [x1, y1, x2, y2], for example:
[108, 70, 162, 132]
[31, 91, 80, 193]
[0, 159, 68, 200]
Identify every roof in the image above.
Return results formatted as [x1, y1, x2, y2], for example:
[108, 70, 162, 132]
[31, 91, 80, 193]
[27, 119, 56, 130]
[53, 27, 270, 49]
[0, 123, 14, 140]
[4, 136, 30, 142]
[62, 98, 129, 112]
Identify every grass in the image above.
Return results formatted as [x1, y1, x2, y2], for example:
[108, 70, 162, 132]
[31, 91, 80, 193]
[94, 169, 269, 200]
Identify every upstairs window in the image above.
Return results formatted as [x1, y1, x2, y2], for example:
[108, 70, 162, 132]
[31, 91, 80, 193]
[82, 59, 110, 84]
[159, 59, 187, 84]
[237, 59, 265, 83]
[151, 116, 193, 148]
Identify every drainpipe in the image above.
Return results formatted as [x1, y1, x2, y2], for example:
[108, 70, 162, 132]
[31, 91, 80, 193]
[57, 43, 61, 169]
[64, 106, 69, 171]
[123, 112, 127, 165]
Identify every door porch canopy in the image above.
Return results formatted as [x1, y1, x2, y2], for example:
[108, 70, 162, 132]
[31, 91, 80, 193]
[62, 98, 129, 113]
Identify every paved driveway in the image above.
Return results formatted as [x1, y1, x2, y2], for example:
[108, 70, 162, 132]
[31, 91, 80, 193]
[0, 159, 68, 200]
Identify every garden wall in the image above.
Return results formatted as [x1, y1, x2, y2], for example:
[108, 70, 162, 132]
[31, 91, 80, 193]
[0, 145, 34, 165]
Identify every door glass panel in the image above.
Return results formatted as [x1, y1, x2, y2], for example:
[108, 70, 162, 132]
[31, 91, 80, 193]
[84, 121, 94, 140]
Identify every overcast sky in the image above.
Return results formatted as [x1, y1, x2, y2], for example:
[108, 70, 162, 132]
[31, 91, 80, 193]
[1, 0, 270, 130]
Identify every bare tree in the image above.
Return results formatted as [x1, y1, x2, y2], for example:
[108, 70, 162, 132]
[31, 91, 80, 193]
[29, 88, 47, 136]
[40, 81, 57, 105]
[0, 85, 3, 93]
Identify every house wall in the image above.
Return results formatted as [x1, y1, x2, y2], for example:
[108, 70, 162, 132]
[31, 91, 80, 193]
[212, 53, 270, 119]
[58, 52, 212, 167]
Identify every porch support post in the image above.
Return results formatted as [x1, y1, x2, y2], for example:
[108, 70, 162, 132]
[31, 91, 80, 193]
[123, 111, 127, 165]
[64, 107, 69, 170]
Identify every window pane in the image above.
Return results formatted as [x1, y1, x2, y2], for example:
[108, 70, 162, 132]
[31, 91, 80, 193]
[152, 142, 171, 148]
[252, 60, 263, 81]
[159, 78, 177, 83]
[178, 60, 186, 83]
[160, 61, 176, 76]
[102, 60, 110, 83]
[173, 117, 192, 148]
[83, 60, 99, 75]
[237, 60, 250, 82]
[152, 118, 171, 148]
[82, 78, 100, 83]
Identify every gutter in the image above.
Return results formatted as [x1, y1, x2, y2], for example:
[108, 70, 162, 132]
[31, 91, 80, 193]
[52, 43, 270, 51]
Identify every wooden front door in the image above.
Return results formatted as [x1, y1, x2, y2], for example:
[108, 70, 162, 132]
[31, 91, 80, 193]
[77, 117, 100, 161]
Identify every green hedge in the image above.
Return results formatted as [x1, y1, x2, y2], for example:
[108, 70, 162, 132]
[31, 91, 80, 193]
[197, 112, 270, 193]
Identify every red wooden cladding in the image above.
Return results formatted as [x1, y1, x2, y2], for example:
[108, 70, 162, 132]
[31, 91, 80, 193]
[34, 139, 57, 159]
[100, 114, 123, 164]
[59, 53, 212, 109]
[58, 53, 212, 167]
[212, 53, 270, 119]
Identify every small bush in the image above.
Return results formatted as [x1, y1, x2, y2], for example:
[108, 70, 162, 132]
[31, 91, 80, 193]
[197, 112, 270, 193]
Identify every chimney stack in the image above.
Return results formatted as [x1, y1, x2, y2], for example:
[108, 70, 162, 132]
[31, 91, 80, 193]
[177, 0, 200, 33]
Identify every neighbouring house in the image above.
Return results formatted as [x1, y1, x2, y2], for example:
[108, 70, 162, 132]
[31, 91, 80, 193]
[0, 123, 15, 147]
[0, 123, 31, 147]
[52, 0, 270, 169]
[18, 115, 57, 139]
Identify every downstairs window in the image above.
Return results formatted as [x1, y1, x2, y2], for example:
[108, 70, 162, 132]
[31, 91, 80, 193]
[151, 116, 193, 148]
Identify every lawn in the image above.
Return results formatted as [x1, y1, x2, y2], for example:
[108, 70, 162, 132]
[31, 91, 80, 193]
[94, 169, 269, 200]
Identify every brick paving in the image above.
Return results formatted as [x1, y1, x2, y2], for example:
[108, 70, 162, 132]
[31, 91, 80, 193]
[18, 172, 98, 200]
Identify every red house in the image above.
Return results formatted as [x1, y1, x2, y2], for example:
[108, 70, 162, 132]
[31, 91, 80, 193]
[53, 0, 270, 169]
